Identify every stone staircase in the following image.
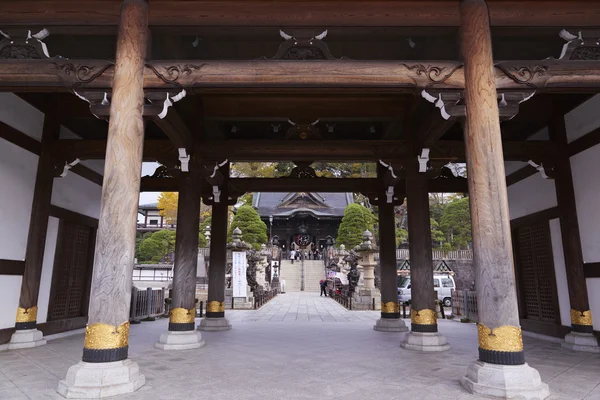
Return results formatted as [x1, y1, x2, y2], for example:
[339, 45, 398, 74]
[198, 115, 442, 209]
[279, 260, 325, 292]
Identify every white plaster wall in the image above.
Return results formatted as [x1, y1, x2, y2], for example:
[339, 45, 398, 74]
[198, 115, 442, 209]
[0, 276, 22, 329]
[571, 145, 600, 263]
[504, 161, 527, 175]
[0, 93, 44, 140]
[549, 219, 571, 327]
[565, 94, 600, 143]
[586, 278, 600, 331]
[507, 173, 557, 221]
[51, 172, 102, 219]
[36, 217, 59, 324]
[0, 139, 39, 260]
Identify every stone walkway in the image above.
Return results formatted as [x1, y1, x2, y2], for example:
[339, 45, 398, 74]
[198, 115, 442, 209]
[0, 292, 599, 399]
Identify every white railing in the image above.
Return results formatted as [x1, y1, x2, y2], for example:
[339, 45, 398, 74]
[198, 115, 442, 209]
[395, 249, 473, 260]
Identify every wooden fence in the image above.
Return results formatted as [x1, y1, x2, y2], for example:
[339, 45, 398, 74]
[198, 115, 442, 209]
[130, 287, 167, 321]
[451, 289, 478, 321]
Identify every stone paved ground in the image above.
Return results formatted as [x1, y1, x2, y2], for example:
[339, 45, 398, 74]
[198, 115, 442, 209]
[1, 292, 599, 400]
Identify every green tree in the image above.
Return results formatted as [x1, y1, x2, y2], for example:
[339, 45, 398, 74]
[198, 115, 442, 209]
[440, 197, 472, 250]
[395, 227, 408, 247]
[337, 203, 376, 248]
[138, 229, 177, 263]
[227, 205, 267, 250]
[430, 218, 446, 248]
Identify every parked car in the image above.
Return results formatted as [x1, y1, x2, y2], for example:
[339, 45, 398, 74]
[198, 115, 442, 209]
[397, 274, 456, 307]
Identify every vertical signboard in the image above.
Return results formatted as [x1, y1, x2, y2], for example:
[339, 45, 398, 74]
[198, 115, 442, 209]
[232, 251, 247, 297]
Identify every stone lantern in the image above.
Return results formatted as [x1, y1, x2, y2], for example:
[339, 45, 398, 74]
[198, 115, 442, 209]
[352, 230, 381, 310]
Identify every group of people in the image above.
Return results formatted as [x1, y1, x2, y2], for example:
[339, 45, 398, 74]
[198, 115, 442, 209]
[288, 249, 322, 263]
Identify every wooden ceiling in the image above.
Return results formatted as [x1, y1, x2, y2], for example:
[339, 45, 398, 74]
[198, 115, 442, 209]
[0, 1, 598, 27]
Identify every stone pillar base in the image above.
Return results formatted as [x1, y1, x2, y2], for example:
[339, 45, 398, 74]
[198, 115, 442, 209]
[155, 330, 205, 351]
[400, 331, 451, 352]
[461, 361, 549, 400]
[198, 317, 232, 331]
[8, 329, 47, 350]
[561, 332, 600, 353]
[57, 359, 145, 399]
[373, 318, 409, 332]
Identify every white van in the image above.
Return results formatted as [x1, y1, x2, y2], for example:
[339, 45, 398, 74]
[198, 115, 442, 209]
[397, 274, 456, 307]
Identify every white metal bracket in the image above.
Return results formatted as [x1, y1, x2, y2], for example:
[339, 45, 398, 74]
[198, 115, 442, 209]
[178, 148, 190, 172]
[418, 148, 430, 173]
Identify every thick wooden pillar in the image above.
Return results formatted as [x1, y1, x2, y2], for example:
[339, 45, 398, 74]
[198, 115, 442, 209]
[405, 166, 437, 333]
[83, 0, 148, 363]
[460, 0, 524, 365]
[15, 111, 60, 332]
[549, 114, 594, 334]
[168, 167, 201, 332]
[205, 164, 230, 320]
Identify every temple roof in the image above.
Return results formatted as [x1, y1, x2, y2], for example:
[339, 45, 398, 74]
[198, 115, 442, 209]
[253, 192, 353, 218]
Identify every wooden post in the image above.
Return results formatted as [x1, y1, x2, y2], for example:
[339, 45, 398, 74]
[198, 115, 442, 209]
[200, 163, 232, 331]
[460, 0, 524, 365]
[373, 164, 408, 332]
[168, 166, 201, 332]
[14, 110, 59, 335]
[82, 0, 148, 363]
[405, 166, 438, 334]
[549, 113, 596, 341]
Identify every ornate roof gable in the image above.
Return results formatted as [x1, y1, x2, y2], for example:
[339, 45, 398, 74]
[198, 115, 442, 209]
[278, 192, 329, 209]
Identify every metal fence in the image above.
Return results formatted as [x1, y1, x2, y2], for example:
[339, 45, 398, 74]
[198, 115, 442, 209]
[451, 289, 479, 321]
[130, 287, 167, 321]
[328, 288, 352, 309]
[254, 289, 279, 309]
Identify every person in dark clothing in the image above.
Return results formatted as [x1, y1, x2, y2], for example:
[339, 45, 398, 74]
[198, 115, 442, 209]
[319, 279, 328, 297]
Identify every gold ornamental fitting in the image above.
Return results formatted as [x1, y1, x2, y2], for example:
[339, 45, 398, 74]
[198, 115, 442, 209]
[570, 309, 593, 326]
[84, 322, 130, 350]
[16, 306, 38, 323]
[411, 309, 437, 325]
[170, 307, 196, 324]
[477, 324, 523, 352]
[206, 301, 225, 313]
[381, 301, 400, 314]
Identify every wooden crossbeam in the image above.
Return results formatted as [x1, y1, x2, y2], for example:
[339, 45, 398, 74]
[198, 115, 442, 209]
[140, 176, 468, 194]
[2, 59, 600, 93]
[49, 138, 558, 163]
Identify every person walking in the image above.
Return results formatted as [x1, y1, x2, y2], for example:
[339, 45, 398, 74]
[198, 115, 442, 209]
[290, 249, 296, 264]
[319, 279, 328, 297]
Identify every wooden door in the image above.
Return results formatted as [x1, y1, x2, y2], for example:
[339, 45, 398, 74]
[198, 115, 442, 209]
[47, 220, 95, 321]
[514, 222, 560, 324]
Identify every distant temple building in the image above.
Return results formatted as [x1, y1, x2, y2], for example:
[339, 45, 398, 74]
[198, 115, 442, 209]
[137, 203, 175, 232]
[253, 192, 353, 251]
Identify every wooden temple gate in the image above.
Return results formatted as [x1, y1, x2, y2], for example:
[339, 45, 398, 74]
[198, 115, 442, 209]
[0, 0, 598, 398]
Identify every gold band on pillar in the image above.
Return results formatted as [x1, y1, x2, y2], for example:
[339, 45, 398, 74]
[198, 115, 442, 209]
[16, 306, 38, 323]
[477, 324, 523, 352]
[381, 302, 400, 314]
[84, 322, 130, 350]
[411, 309, 437, 325]
[570, 309, 593, 326]
[169, 308, 196, 324]
[207, 301, 225, 313]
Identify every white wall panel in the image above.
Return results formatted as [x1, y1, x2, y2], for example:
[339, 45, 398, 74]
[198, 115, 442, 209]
[0, 93, 44, 141]
[570, 145, 600, 263]
[565, 94, 600, 143]
[508, 174, 557, 221]
[0, 139, 38, 260]
[51, 173, 102, 219]
[0, 276, 22, 329]
[586, 278, 600, 331]
[36, 217, 59, 324]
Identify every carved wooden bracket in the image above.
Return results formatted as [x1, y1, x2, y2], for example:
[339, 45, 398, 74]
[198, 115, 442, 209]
[288, 162, 318, 179]
[558, 30, 600, 61]
[0, 37, 46, 59]
[271, 29, 339, 60]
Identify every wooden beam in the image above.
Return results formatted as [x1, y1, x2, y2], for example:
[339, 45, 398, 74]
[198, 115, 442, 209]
[141, 176, 467, 194]
[0, 1, 598, 27]
[0, 259, 25, 276]
[506, 164, 537, 186]
[3, 59, 600, 93]
[69, 164, 103, 186]
[417, 111, 457, 147]
[0, 120, 41, 154]
[568, 126, 600, 158]
[51, 138, 558, 163]
[151, 111, 194, 150]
